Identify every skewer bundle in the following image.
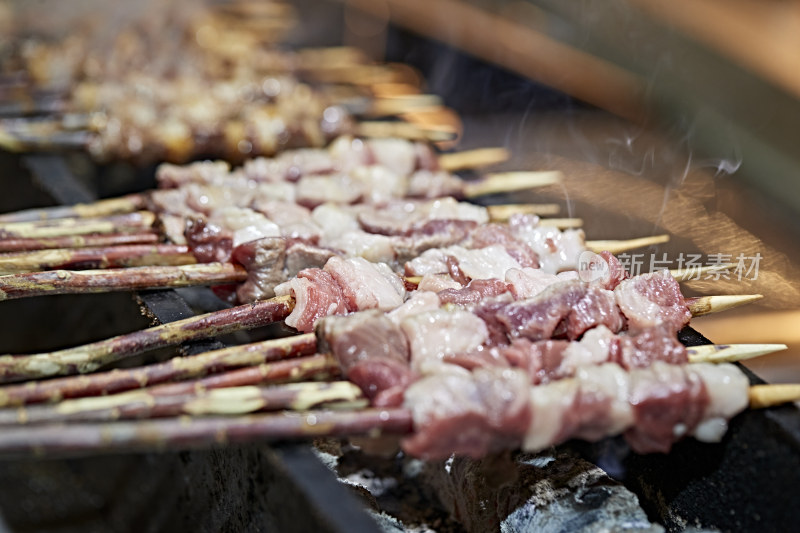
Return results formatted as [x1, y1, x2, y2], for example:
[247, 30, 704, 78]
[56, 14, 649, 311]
[0, 140, 792, 461]
[0, 1, 451, 163]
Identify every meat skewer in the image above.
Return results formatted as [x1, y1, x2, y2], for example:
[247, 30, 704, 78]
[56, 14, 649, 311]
[0, 167, 557, 241]
[0, 321, 779, 409]
[0, 231, 666, 301]
[0, 141, 512, 226]
[0, 256, 761, 384]
[0, 377, 794, 460]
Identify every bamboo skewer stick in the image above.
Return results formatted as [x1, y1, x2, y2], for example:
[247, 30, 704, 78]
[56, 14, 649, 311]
[485, 203, 561, 219]
[0, 408, 414, 459]
[355, 121, 458, 142]
[0, 232, 161, 253]
[685, 294, 764, 317]
[0, 333, 317, 407]
[0, 263, 246, 301]
[437, 148, 511, 172]
[749, 384, 800, 409]
[585, 234, 670, 253]
[462, 171, 562, 198]
[0, 194, 147, 223]
[687, 344, 788, 364]
[0, 381, 365, 426]
[0, 295, 295, 384]
[0, 244, 196, 275]
[537, 218, 583, 229]
[0, 211, 156, 239]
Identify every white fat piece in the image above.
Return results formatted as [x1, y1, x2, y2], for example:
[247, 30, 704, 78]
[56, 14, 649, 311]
[388, 291, 442, 324]
[311, 204, 361, 241]
[400, 309, 489, 375]
[417, 274, 462, 293]
[573, 363, 634, 438]
[326, 231, 397, 265]
[296, 174, 363, 206]
[504, 267, 561, 299]
[560, 325, 616, 372]
[405, 248, 448, 277]
[210, 206, 281, 247]
[328, 135, 372, 172]
[250, 181, 297, 204]
[447, 245, 522, 280]
[350, 165, 408, 204]
[366, 138, 417, 176]
[423, 197, 489, 225]
[688, 363, 750, 442]
[524, 379, 580, 452]
[510, 216, 586, 273]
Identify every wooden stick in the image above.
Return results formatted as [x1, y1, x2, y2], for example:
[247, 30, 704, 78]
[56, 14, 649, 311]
[486, 203, 561, 219]
[0, 232, 161, 253]
[368, 94, 443, 116]
[0, 244, 195, 275]
[438, 148, 511, 172]
[0, 381, 365, 426]
[0, 211, 156, 239]
[749, 384, 800, 409]
[0, 408, 413, 459]
[0, 333, 317, 407]
[687, 343, 788, 364]
[0, 194, 147, 223]
[585, 234, 670, 254]
[536, 218, 583, 229]
[0, 263, 246, 301]
[462, 171, 562, 198]
[0, 295, 294, 383]
[355, 121, 458, 142]
[685, 294, 763, 317]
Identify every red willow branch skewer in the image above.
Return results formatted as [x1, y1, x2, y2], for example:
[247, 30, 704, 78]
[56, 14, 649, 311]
[0, 408, 414, 459]
[0, 295, 295, 384]
[0, 211, 156, 239]
[0, 332, 317, 406]
[0, 231, 160, 253]
[0, 146, 511, 227]
[144, 353, 339, 396]
[0, 243, 196, 275]
[0, 263, 247, 300]
[0, 194, 148, 223]
[0, 381, 365, 426]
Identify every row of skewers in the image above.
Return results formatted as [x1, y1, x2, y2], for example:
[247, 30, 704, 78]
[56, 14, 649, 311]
[0, 132, 795, 462]
[0, 0, 456, 163]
